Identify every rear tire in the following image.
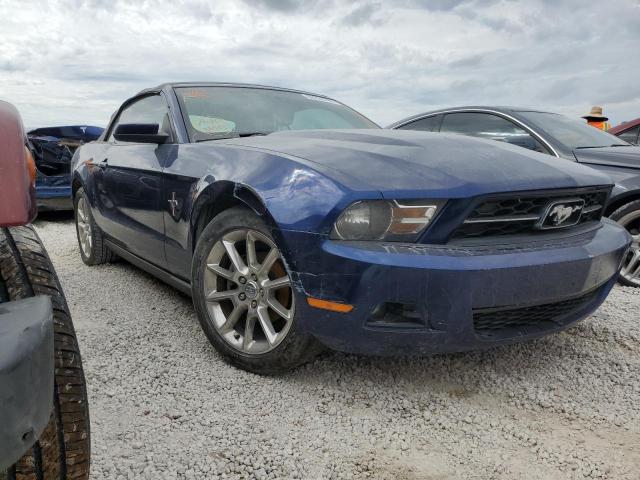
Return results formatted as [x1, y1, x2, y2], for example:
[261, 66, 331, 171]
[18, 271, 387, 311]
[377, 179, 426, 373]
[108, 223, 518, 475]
[0, 226, 90, 480]
[191, 207, 323, 374]
[74, 188, 116, 265]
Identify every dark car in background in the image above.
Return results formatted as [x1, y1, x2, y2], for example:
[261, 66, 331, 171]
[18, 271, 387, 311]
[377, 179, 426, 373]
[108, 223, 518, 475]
[28, 125, 103, 210]
[0, 102, 90, 479]
[609, 117, 640, 145]
[70, 83, 630, 373]
[390, 107, 640, 287]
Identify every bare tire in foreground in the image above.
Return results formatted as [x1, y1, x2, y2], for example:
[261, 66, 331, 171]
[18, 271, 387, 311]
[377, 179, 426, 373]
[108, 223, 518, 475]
[610, 200, 640, 287]
[0, 226, 90, 480]
[191, 207, 323, 374]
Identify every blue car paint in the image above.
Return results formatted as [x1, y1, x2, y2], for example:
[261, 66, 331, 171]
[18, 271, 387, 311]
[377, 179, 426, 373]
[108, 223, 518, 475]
[29, 125, 103, 210]
[72, 83, 631, 355]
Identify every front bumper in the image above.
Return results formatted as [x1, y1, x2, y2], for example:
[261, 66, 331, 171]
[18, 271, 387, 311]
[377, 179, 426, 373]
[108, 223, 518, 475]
[0, 296, 54, 470]
[282, 219, 631, 355]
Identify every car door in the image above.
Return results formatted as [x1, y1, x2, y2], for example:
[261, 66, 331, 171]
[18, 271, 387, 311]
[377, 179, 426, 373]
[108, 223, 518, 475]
[439, 112, 551, 155]
[97, 94, 175, 267]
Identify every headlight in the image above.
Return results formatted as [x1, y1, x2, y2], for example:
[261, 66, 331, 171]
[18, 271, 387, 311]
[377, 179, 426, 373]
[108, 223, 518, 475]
[330, 199, 445, 242]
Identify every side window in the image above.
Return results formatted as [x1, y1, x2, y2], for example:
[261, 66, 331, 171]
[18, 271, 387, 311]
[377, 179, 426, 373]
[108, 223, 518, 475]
[108, 95, 172, 142]
[618, 126, 640, 145]
[397, 115, 441, 132]
[441, 112, 550, 154]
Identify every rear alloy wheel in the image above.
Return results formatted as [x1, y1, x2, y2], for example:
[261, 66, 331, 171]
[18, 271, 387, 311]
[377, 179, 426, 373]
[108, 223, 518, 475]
[191, 207, 322, 374]
[76, 195, 93, 258]
[73, 188, 116, 265]
[611, 200, 640, 287]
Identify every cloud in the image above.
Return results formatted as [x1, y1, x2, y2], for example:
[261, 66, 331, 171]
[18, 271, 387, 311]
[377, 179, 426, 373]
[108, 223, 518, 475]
[0, 0, 638, 128]
[240, 0, 331, 12]
[341, 2, 385, 27]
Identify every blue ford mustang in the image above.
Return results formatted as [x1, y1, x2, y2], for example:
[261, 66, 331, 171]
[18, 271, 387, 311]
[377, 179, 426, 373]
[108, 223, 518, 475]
[71, 82, 631, 373]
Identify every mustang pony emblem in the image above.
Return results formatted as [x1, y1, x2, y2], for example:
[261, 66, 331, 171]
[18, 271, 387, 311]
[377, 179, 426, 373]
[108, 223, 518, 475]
[538, 199, 585, 229]
[549, 204, 581, 225]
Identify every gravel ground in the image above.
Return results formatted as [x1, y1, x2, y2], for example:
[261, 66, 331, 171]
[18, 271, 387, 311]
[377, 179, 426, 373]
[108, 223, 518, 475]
[34, 214, 639, 480]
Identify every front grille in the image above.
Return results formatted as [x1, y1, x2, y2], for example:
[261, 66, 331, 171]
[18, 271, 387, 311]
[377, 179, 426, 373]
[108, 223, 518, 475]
[452, 188, 608, 239]
[472, 287, 601, 335]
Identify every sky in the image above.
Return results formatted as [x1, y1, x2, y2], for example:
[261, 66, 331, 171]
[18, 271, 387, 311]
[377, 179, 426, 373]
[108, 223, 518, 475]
[1, 0, 639, 129]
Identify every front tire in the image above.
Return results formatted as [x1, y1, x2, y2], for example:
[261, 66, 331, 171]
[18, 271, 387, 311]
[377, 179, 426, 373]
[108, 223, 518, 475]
[191, 207, 322, 374]
[610, 200, 640, 287]
[0, 226, 90, 480]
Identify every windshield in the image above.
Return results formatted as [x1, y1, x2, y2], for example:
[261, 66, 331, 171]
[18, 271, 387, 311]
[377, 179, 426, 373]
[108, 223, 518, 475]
[174, 86, 379, 142]
[517, 111, 628, 149]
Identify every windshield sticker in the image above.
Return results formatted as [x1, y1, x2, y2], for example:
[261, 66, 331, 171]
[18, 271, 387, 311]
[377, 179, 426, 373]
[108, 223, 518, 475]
[190, 115, 236, 134]
[183, 89, 209, 98]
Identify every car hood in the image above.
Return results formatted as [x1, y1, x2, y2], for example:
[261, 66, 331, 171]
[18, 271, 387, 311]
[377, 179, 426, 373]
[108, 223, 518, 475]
[573, 146, 640, 170]
[221, 129, 612, 197]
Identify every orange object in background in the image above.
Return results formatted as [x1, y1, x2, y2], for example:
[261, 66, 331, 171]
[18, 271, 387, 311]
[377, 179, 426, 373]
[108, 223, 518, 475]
[582, 106, 611, 131]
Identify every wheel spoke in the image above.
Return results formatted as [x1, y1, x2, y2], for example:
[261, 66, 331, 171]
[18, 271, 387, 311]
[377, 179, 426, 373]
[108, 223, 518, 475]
[263, 276, 291, 292]
[622, 250, 640, 277]
[243, 314, 257, 350]
[222, 239, 248, 274]
[207, 263, 235, 281]
[220, 304, 246, 332]
[258, 248, 279, 277]
[206, 289, 238, 302]
[257, 306, 278, 345]
[267, 296, 293, 321]
[246, 231, 259, 269]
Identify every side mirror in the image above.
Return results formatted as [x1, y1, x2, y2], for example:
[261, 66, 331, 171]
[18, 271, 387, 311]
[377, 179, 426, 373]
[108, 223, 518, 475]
[113, 123, 169, 144]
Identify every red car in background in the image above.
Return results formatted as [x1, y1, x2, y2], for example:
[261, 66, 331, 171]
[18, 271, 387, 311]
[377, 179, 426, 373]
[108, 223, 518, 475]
[609, 117, 640, 145]
[0, 101, 90, 479]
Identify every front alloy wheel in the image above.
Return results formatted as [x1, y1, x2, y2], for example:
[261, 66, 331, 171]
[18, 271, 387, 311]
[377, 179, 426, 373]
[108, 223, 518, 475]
[191, 207, 323, 374]
[203, 229, 294, 354]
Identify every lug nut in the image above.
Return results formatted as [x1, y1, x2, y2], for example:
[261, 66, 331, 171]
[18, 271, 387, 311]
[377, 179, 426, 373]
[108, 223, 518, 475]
[251, 300, 257, 308]
[239, 276, 247, 284]
[239, 293, 246, 301]
[251, 274, 258, 281]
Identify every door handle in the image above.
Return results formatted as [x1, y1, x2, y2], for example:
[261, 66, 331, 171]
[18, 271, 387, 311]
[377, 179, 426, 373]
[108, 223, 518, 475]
[98, 158, 108, 170]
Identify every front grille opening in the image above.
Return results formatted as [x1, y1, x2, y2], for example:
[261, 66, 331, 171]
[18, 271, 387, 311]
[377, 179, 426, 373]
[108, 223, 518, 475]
[452, 188, 609, 240]
[367, 302, 427, 328]
[472, 287, 602, 338]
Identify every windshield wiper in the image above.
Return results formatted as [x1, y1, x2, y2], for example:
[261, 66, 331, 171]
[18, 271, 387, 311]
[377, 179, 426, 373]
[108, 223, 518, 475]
[609, 144, 632, 147]
[237, 132, 271, 137]
[574, 146, 608, 149]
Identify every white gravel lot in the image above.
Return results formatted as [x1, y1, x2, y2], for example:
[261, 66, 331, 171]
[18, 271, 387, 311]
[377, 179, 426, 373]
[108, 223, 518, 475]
[34, 214, 639, 480]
